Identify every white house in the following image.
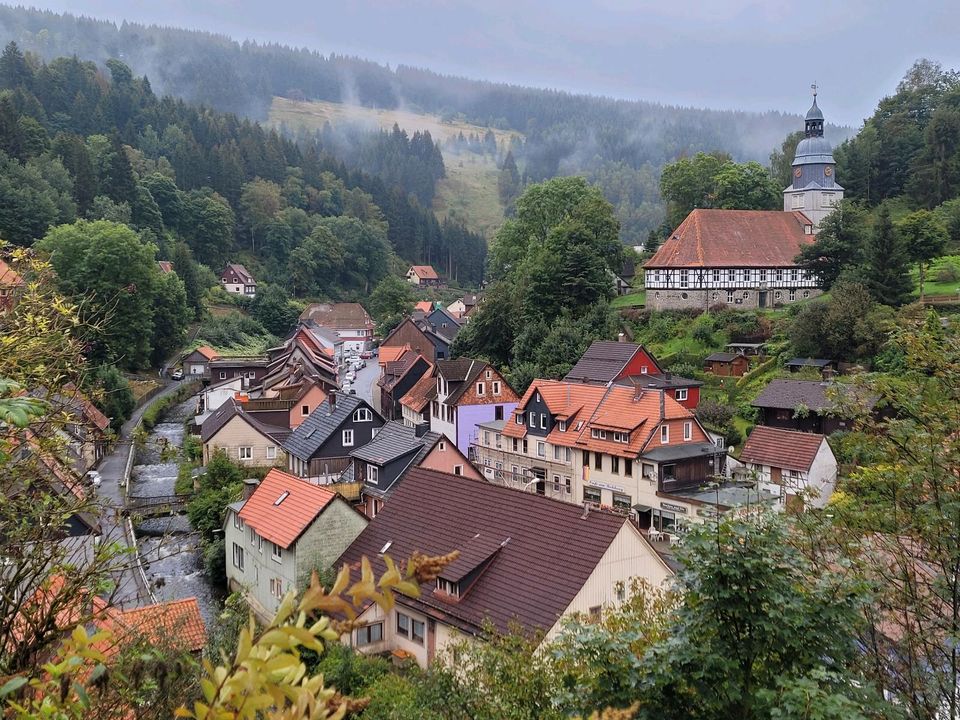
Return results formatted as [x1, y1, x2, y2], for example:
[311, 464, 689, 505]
[220, 263, 257, 297]
[195, 375, 244, 426]
[737, 425, 837, 510]
[224, 468, 368, 622]
[335, 467, 673, 667]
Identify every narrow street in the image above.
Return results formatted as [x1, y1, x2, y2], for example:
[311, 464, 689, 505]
[93, 380, 179, 608]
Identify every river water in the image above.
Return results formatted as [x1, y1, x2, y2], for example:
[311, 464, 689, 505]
[130, 396, 220, 629]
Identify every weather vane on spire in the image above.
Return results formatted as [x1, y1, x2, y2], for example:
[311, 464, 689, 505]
[811, 82, 818, 99]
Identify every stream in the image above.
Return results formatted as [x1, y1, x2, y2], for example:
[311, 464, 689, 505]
[130, 395, 220, 629]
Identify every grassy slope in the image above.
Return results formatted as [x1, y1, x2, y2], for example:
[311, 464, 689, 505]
[269, 97, 513, 238]
[913, 255, 960, 298]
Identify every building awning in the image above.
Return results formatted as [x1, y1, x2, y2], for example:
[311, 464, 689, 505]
[632, 504, 652, 513]
[642, 442, 722, 463]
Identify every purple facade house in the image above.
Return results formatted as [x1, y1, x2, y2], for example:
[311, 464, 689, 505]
[428, 359, 520, 455]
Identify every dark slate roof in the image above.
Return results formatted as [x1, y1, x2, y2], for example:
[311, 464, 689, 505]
[752, 380, 876, 413]
[565, 341, 660, 383]
[437, 358, 489, 405]
[283, 394, 366, 460]
[786, 357, 834, 367]
[335, 467, 637, 636]
[616, 374, 703, 390]
[350, 422, 423, 464]
[200, 398, 290, 444]
[705, 352, 741, 363]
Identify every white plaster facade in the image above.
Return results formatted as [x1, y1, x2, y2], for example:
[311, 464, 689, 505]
[738, 437, 838, 510]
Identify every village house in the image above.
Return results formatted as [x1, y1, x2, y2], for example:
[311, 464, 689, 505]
[220, 262, 257, 297]
[406, 265, 441, 287]
[735, 425, 838, 511]
[752, 379, 872, 435]
[182, 345, 221, 377]
[423, 307, 462, 342]
[446, 293, 481, 320]
[345, 421, 480, 518]
[430, 359, 520, 455]
[283, 393, 385, 482]
[380, 316, 452, 362]
[564, 340, 702, 410]
[643, 94, 840, 312]
[377, 349, 432, 421]
[399, 371, 436, 428]
[299, 302, 375, 354]
[0, 258, 24, 311]
[413, 300, 436, 313]
[475, 379, 726, 534]
[206, 357, 270, 388]
[157, 260, 174, 274]
[194, 376, 244, 427]
[200, 397, 289, 467]
[336, 467, 673, 668]
[703, 352, 751, 377]
[260, 325, 339, 396]
[224, 468, 368, 621]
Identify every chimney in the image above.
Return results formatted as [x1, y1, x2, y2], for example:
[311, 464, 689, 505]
[415, 422, 429, 438]
[665, 371, 672, 381]
[328, 390, 336, 413]
[618, 332, 626, 343]
[242, 478, 260, 500]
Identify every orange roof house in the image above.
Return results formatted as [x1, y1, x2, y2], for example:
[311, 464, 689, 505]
[225, 468, 368, 621]
[95, 597, 206, 657]
[414, 300, 434, 313]
[406, 265, 441, 287]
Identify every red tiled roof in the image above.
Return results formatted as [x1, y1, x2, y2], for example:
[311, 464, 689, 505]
[503, 379, 704, 457]
[195, 345, 220, 361]
[98, 597, 206, 655]
[399, 368, 436, 412]
[414, 301, 434, 313]
[379, 344, 411, 366]
[239, 468, 337, 548]
[409, 265, 438, 280]
[222, 263, 256, 284]
[336, 467, 642, 636]
[157, 260, 173, 274]
[644, 209, 815, 269]
[739, 425, 827, 472]
[0, 258, 24, 286]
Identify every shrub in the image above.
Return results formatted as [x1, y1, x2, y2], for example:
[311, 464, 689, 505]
[696, 398, 735, 428]
[203, 537, 226, 584]
[691, 324, 714, 345]
[937, 263, 960, 283]
[667, 362, 701, 380]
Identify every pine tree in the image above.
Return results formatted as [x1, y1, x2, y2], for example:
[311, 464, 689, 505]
[864, 205, 913, 306]
[0, 42, 32, 90]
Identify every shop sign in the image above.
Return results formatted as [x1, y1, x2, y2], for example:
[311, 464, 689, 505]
[660, 501, 688, 514]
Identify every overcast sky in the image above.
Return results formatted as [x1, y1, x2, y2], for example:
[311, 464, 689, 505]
[22, 0, 960, 126]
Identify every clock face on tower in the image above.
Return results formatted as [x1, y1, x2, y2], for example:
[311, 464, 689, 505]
[794, 167, 802, 177]
[824, 166, 833, 176]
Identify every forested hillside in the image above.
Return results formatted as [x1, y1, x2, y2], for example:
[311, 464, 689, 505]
[0, 5, 853, 242]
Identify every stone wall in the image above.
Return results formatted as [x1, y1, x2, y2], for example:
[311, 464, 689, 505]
[646, 287, 822, 312]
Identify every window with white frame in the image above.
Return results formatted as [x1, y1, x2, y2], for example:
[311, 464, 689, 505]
[411, 619, 425, 645]
[790, 268, 798, 282]
[492, 381, 501, 395]
[271, 542, 282, 562]
[776, 269, 784, 282]
[565, 448, 572, 462]
[612, 431, 628, 443]
[540, 414, 547, 429]
[342, 429, 354, 446]
[270, 578, 283, 599]
[591, 428, 607, 440]
[483, 430, 490, 446]
[537, 441, 545, 457]
[792, 194, 804, 209]
[660, 425, 669, 443]
[759, 269, 767, 282]
[528, 413, 536, 428]
[558, 420, 566, 432]
[516, 413, 523, 425]
[553, 445, 561, 460]
[232, 543, 244, 571]
[727, 269, 735, 282]
[726, 290, 734, 303]
[233, 513, 243, 530]
[789, 289, 796, 301]
[239, 446, 253, 460]
[249, 526, 256, 545]
[476, 382, 485, 396]
[454, 465, 463, 475]
[353, 408, 372, 422]
[679, 269, 689, 287]
[367, 464, 379, 485]
[712, 269, 720, 283]
[683, 422, 692, 441]
[356, 622, 383, 646]
[676, 388, 688, 401]
[436, 578, 460, 597]
[266, 446, 277, 459]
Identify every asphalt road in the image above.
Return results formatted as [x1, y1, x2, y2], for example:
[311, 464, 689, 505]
[93, 379, 181, 607]
[344, 357, 380, 406]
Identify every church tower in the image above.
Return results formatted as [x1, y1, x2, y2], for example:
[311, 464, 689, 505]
[783, 85, 843, 230]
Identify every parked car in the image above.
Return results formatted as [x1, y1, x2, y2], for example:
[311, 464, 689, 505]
[345, 373, 356, 383]
[171, 368, 184, 380]
[360, 350, 373, 359]
[85, 470, 102, 487]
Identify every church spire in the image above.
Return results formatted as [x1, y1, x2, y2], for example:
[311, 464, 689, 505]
[805, 83, 824, 138]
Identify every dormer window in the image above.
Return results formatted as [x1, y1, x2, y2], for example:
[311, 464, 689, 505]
[437, 578, 460, 598]
[558, 420, 566, 432]
[613, 431, 629, 443]
[516, 413, 523, 425]
[528, 413, 536, 428]
[590, 429, 607, 440]
[535, 392, 541, 402]
[353, 408, 372, 422]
